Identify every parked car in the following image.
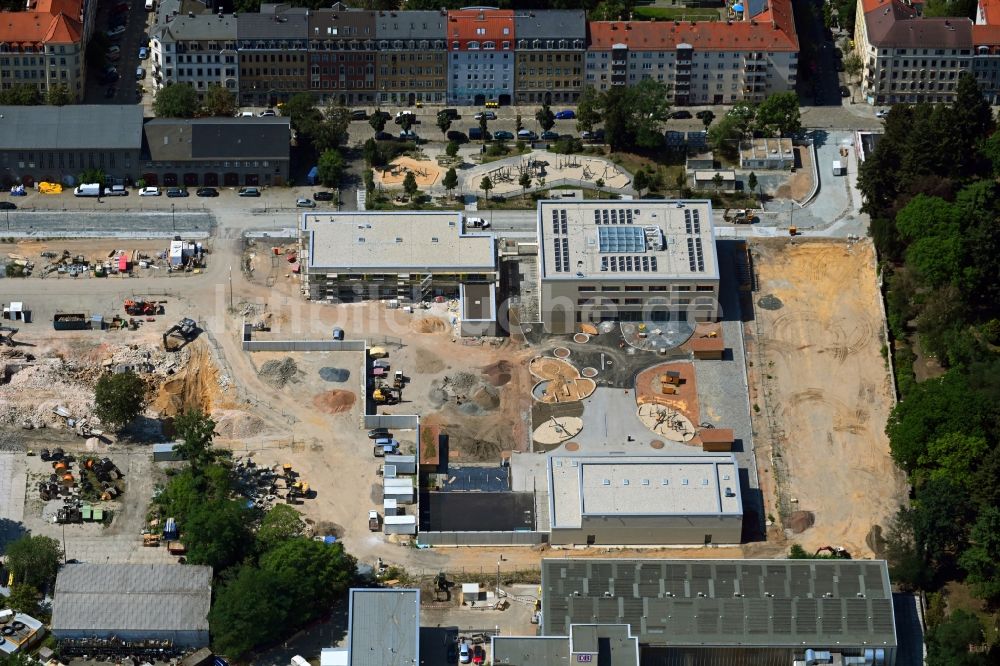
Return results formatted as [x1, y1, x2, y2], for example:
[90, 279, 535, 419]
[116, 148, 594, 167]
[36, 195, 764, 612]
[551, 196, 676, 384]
[296, 197, 316, 208]
[458, 643, 471, 665]
[374, 131, 395, 141]
[695, 110, 713, 120]
[258, 108, 276, 117]
[399, 129, 419, 141]
[106, 25, 126, 39]
[350, 109, 368, 120]
[106, 45, 120, 58]
[875, 108, 889, 118]
[113, 1, 129, 13]
[108, 15, 127, 29]
[238, 187, 261, 197]
[367, 428, 390, 439]
[332, 327, 344, 340]
[196, 187, 219, 197]
[474, 111, 497, 120]
[166, 187, 188, 197]
[472, 646, 485, 665]
[446, 130, 468, 143]
[517, 129, 537, 140]
[394, 110, 416, 124]
[441, 108, 460, 120]
[468, 127, 490, 141]
[554, 109, 575, 119]
[313, 191, 334, 201]
[839, 85, 850, 97]
[135, 67, 145, 80]
[138, 46, 148, 59]
[99, 67, 119, 84]
[0, 202, 17, 210]
[671, 110, 693, 119]
[139, 186, 160, 196]
[492, 130, 514, 140]
[581, 129, 605, 142]
[541, 130, 560, 140]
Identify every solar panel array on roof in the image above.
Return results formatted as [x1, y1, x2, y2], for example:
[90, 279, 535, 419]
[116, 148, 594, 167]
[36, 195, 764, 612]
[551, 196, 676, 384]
[687, 237, 705, 272]
[593, 208, 635, 225]
[551, 208, 568, 235]
[552, 237, 570, 273]
[600, 255, 658, 273]
[683, 208, 701, 234]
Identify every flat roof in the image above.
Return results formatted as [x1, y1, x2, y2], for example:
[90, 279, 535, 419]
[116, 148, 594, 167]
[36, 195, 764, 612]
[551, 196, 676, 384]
[547, 454, 742, 529]
[302, 212, 495, 273]
[461, 282, 495, 321]
[741, 137, 794, 160]
[0, 105, 143, 151]
[541, 559, 898, 648]
[419, 491, 535, 532]
[537, 200, 718, 281]
[348, 589, 419, 666]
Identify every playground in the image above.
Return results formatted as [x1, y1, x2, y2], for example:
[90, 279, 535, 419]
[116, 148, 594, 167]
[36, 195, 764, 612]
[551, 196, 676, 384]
[375, 156, 442, 188]
[463, 151, 633, 197]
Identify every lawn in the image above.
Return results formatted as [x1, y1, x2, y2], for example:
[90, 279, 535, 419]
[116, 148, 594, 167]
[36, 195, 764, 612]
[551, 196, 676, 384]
[633, 6, 723, 20]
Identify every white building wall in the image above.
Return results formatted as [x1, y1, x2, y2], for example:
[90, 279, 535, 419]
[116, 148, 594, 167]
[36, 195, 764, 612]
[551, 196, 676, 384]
[448, 49, 515, 103]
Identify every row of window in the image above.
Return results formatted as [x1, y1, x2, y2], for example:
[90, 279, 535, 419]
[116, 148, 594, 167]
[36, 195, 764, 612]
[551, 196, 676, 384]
[310, 66, 375, 76]
[577, 285, 715, 292]
[3, 150, 131, 171]
[0, 56, 74, 66]
[575, 298, 715, 306]
[0, 44, 72, 54]
[177, 68, 237, 78]
[239, 68, 308, 77]
[517, 68, 582, 76]
[378, 67, 446, 76]
[149, 161, 271, 168]
[11, 69, 70, 80]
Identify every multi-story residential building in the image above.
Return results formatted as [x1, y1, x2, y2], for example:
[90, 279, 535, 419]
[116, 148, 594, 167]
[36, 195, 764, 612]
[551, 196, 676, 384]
[446, 8, 515, 105]
[586, 0, 798, 105]
[150, 12, 238, 98]
[513, 9, 586, 104]
[0, 0, 87, 101]
[237, 3, 309, 107]
[308, 3, 376, 106]
[374, 10, 448, 106]
[973, 0, 1000, 102]
[854, 0, 974, 105]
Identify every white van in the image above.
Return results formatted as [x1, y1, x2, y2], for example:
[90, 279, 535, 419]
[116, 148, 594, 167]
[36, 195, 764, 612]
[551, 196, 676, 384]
[74, 183, 101, 197]
[144, 0, 155, 11]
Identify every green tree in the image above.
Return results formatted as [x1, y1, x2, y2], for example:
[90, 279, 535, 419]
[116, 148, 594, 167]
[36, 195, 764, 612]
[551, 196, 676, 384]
[364, 168, 376, 195]
[0, 84, 41, 105]
[4, 584, 41, 616]
[883, 508, 929, 589]
[317, 148, 346, 187]
[259, 539, 356, 623]
[959, 507, 1000, 603]
[153, 83, 199, 118]
[79, 168, 106, 186]
[595, 177, 605, 199]
[515, 113, 523, 132]
[208, 565, 296, 658]
[399, 113, 415, 133]
[712, 173, 724, 190]
[403, 171, 418, 198]
[599, 78, 671, 152]
[202, 84, 237, 117]
[916, 432, 989, 489]
[747, 171, 758, 194]
[479, 114, 489, 143]
[519, 170, 532, 199]
[46, 84, 73, 106]
[363, 137, 378, 166]
[909, 477, 974, 571]
[4, 535, 62, 589]
[183, 499, 253, 572]
[93, 371, 147, 431]
[436, 110, 452, 136]
[700, 110, 715, 130]
[926, 610, 989, 666]
[576, 86, 601, 134]
[445, 140, 460, 158]
[754, 92, 801, 136]
[369, 110, 388, 134]
[443, 167, 458, 198]
[256, 504, 305, 551]
[480, 175, 493, 199]
[172, 409, 219, 473]
[822, 1, 833, 28]
[633, 169, 649, 196]
[536, 103, 555, 132]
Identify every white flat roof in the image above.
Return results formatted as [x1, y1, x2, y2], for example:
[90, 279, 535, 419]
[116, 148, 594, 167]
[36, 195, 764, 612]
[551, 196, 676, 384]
[302, 211, 495, 272]
[548, 454, 742, 529]
[537, 200, 718, 281]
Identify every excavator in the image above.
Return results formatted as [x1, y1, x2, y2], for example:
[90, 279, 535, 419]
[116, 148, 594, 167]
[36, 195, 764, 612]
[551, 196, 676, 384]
[815, 545, 851, 559]
[163, 318, 199, 351]
[0, 326, 18, 346]
[372, 383, 398, 405]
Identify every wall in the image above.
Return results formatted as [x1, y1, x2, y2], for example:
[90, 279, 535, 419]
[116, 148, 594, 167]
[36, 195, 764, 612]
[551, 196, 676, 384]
[549, 514, 742, 547]
[53, 629, 208, 649]
[641, 646, 896, 666]
[417, 531, 547, 546]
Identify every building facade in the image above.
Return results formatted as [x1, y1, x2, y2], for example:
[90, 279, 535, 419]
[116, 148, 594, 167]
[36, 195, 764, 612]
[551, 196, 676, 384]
[447, 8, 515, 105]
[0, 105, 142, 186]
[513, 10, 586, 104]
[375, 10, 448, 105]
[237, 4, 309, 107]
[308, 4, 377, 106]
[586, 0, 798, 105]
[0, 0, 87, 101]
[150, 12, 239, 98]
[535, 200, 720, 334]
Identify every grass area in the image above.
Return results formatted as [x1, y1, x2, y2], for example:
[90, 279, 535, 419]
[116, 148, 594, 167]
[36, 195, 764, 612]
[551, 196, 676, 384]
[633, 6, 722, 20]
[479, 186, 622, 209]
[942, 582, 1000, 645]
[366, 191, 465, 211]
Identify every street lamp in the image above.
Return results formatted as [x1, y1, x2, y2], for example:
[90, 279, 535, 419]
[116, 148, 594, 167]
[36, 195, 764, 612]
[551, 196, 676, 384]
[171, 202, 175, 231]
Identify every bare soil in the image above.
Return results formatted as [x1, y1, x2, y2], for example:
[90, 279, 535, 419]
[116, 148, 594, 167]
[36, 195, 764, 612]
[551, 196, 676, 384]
[312, 389, 356, 414]
[748, 239, 907, 557]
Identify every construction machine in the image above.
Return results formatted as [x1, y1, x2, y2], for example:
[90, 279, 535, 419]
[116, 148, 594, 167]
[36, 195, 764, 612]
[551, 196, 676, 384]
[373, 383, 398, 405]
[814, 545, 851, 559]
[124, 299, 163, 316]
[0, 326, 17, 346]
[163, 317, 198, 350]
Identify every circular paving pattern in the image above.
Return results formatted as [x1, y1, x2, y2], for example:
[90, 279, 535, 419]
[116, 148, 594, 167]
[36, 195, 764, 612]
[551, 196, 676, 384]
[573, 333, 590, 344]
[581, 367, 598, 378]
[564, 441, 580, 451]
[553, 347, 571, 358]
[650, 439, 665, 449]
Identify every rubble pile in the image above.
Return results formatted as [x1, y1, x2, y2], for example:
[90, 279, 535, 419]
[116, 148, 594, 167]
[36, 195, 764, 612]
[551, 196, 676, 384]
[258, 357, 299, 389]
[0, 358, 94, 428]
[105, 343, 191, 376]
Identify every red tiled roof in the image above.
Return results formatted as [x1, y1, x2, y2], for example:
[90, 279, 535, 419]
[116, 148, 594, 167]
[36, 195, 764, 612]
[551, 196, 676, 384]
[973, 23, 1000, 46]
[588, 10, 797, 52]
[0, 0, 83, 44]
[978, 0, 1000, 25]
[447, 8, 515, 46]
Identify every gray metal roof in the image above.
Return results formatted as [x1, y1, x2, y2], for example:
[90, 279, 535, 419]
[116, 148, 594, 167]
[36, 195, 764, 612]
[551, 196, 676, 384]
[348, 589, 419, 666]
[143, 117, 290, 162]
[154, 13, 238, 43]
[541, 559, 897, 649]
[514, 10, 586, 40]
[493, 626, 638, 666]
[492, 636, 570, 666]
[375, 10, 446, 40]
[237, 8, 309, 41]
[52, 564, 212, 633]
[0, 106, 143, 151]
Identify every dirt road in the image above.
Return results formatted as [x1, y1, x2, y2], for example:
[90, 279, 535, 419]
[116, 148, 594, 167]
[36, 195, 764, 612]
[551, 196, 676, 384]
[748, 239, 907, 557]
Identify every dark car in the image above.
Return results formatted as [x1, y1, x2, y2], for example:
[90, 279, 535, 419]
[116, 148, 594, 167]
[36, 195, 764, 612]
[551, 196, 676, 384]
[554, 109, 575, 119]
[840, 85, 850, 97]
[166, 187, 189, 197]
[492, 130, 514, 140]
[695, 110, 714, 120]
[313, 191, 334, 201]
[446, 130, 468, 143]
[196, 187, 218, 197]
[582, 129, 605, 142]
[541, 130, 560, 140]
[350, 109, 368, 120]
[442, 108, 460, 120]
[375, 131, 395, 141]
[0, 202, 16, 210]
[238, 187, 261, 197]
[105, 85, 117, 99]
[671, 110, 693, 119]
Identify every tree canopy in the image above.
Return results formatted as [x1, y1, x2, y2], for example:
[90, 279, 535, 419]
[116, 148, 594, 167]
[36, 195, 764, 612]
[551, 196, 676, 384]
[153, 83, 199, 118]
[93, 371, 147, 431]
[3, 534, 62, 589]
[317, 148, 346, 187]
[203, 85, 237, 117]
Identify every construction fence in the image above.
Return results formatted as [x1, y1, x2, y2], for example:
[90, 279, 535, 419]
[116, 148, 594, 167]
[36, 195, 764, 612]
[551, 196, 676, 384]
[417, 531, 548, 547]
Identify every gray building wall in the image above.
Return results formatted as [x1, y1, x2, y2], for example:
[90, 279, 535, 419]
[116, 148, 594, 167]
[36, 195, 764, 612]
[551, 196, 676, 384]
[1, 146, 140, 186]
[140, 157, 289, 188]
[448, 50, 515, 105]
[549, 514, 742, 547]
[53, 628, 208, 649]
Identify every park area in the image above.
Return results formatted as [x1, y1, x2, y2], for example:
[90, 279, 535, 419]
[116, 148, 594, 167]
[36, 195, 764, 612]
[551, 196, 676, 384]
[748, 239, 908, 558]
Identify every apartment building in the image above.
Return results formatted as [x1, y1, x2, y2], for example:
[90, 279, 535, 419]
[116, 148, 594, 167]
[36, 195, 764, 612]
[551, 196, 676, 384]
[447, 8, 515, 105]
[0, 0, 87, 101]
[586, 0, 798, 105]
[513, 10, 586, 104]
[308, 3, 376, 106]
[535, 200, 719, 334]
[237, 4, 309, 107]
[151, 12, 238, 97]
[974, 0, 1000, 102]
[375, 10, 447, 105]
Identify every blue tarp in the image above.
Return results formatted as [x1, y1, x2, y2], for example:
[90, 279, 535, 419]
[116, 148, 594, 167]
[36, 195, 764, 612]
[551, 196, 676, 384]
[734, 3, 744, 11]
[307, 166, 319, 185]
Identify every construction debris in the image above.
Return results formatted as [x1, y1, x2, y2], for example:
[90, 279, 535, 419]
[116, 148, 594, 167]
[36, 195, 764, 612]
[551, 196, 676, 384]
[258, 357, 299, 388]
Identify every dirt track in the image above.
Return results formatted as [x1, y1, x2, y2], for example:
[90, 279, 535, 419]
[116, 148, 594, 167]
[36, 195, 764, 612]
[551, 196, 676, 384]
[748, 239, 907, 557]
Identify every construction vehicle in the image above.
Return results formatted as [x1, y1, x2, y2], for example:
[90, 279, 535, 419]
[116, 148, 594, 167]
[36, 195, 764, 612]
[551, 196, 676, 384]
[815, 545, 851, 559]
[373, 383, 398, 405]
[0, 326, 17, 346]
[124, 299, 163, 316]
[374, 442, 399, 457]
[788, 226, 798, 236]
[368, 510, 382, 531]
[393, 370, 405, 389]
[142, 533, 161, 547]
[163, 317, 198, 350]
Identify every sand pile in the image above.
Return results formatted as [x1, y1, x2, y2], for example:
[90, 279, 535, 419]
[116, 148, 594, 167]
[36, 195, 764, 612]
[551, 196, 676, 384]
[213, 409, 267, 439]
[787, 510, 815, 534]
[471, 385, 500, 411]
[481, 360, 513, 387]
[412, 317, 449, 333]
[449, 371, 478, 392]
[319, 367, 350, 382]
[415, 352, 445, 374]
[258, 357, 299, 389]
[312, 390, 356, 414]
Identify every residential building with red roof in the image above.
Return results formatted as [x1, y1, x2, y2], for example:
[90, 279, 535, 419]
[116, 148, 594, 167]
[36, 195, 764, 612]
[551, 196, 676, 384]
[446, 7, 515, 105]
[0, 0, 88, 101]
[585, 0, 799, 106]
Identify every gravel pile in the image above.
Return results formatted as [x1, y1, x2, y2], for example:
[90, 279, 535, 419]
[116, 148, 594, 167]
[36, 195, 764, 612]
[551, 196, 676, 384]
[258, 357, 299, 389]
[213, 409, 267, 438]
[319, 367, 350, 382]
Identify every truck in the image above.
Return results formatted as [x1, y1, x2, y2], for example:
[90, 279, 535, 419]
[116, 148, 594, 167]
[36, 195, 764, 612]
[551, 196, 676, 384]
[53, 313, 90, 330]
[832, 160, 846, 176]
[374, 441, 399, 457]
[74, 183, 101, 197]
[393, 370, 405, 389]
[368, 510, 382, 531]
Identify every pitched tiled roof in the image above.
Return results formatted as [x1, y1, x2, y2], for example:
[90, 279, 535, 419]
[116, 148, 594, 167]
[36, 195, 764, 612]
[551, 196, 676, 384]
[447, 8, 515, 44]
[977, 0, 1000, 25]
[0, 0, 83, 45]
